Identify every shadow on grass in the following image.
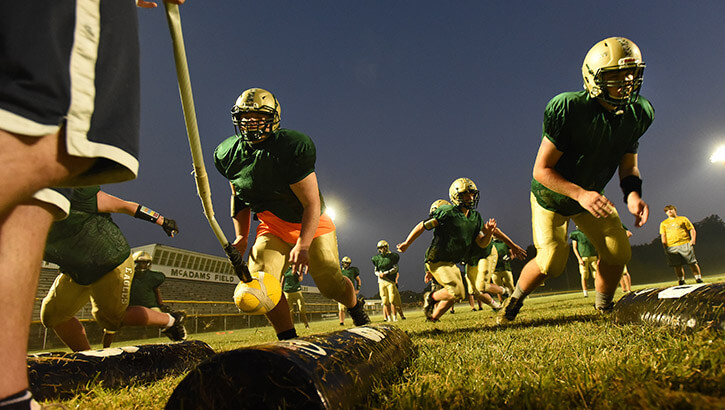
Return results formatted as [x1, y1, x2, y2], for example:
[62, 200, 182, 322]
[409, 312, 603, 338]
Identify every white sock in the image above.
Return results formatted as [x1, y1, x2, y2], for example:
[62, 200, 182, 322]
[165, 313, 175, 329]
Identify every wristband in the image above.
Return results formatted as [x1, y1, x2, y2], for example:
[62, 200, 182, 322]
[135, 205, 160, 223]
[620, 175, 642, 203]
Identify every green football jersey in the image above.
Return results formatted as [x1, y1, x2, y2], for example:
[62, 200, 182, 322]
[129, 269, 165, 308]
[531, 91, 654, 216]
[341, 266, 360, 290]
[570, 229, 597, 258]
[425, 204, 483, 264]
[465, 241, 493, 266]
[492, 239, 511, 271]
[214, 129, 326, 223]
[371, 252, 399, 283]
[44, 186, 130, 285]
[282, 267, 302, 293]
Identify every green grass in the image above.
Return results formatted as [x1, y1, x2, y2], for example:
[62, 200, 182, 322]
[47, 276, 725, 409]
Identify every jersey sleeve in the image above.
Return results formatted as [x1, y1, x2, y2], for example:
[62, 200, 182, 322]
[213, 136, 240, 180]
[542, 93, 570, 152]
[284, 131, 317, 185]
[391, 253, 400, 264]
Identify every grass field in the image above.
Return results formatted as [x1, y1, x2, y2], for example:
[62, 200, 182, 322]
[46, 276, 725, 409]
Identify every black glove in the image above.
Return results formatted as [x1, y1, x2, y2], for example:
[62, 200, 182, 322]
[162, 218, 179, 237]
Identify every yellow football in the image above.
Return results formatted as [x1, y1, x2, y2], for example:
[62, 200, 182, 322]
[233, 271, 282, 315]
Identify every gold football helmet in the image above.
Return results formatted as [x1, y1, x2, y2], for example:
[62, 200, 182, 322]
[376, 240, 389, 253]
[582, 37, 645, 113]
[449, 178, 479, 209]
[341, 256, 352, 268]
[132, 251, 152, 262]
[429, 199, 451, 216]
[230, 88, 281, 143]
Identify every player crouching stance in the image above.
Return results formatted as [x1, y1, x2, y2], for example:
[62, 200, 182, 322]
[499, 37, 654, 324]
[214, 88, 369, 340]
[397, 178, 496, 322]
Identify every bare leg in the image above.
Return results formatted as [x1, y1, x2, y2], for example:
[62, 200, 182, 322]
[338, 309, 345, 324]
[689, 263, 702, 280]
[430, 289, 455, 320]
[122, 306, 171, 327]
[516, 259, 548, 295]
[52, 318, 92, 352]
[264, 294, 294, 334]
[595, 260, 623, 296]
[0, 202, 55, 397]
[0, 129, 93, 217]
[673, 266, 685, 282]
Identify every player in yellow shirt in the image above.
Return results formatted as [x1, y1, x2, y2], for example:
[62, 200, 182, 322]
[659, 205, 703, 285]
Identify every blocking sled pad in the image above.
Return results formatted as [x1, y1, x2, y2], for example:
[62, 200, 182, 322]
[166, 325, 416, 409]
[28, 340, 214, 401]
[613, 282, 725, 331]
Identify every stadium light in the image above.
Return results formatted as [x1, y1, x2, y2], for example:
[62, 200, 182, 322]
[710, 145, 725, 164]
[325, 207, 336, 221]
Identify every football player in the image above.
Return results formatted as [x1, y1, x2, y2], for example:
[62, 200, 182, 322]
[41, 186, 184, 352]
[338, 256, 362, 325]
[570, 227, 598, 297]
[372, 240, 401, 322]
[214, 88, 369, 341]
[397, 178, 497, 322]
[491, 239, 516, 301]
[282, 267, 310, 329]
[500, 37, 654, 324]
[0, 1, 187, 406]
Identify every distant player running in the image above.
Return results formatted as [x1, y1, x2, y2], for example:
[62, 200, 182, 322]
[500, 37, 653, 324]
[397, 178, 497, 322]
[282, 267, 310, 328]
[570, 227, 598, 297]
[338, 256, 362, 325]
[491, 238, 515, 302]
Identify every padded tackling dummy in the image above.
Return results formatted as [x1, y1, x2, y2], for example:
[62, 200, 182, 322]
[28, 340, 214, 401]
[613, 282, 725, 331]
[166, 325, 416, 409]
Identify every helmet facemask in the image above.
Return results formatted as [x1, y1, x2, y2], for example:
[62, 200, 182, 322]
[452, 189, 480, 210]
[587, 64, 645, 114]
[231, 108, 279, 143]
[230, 88, 281, 143]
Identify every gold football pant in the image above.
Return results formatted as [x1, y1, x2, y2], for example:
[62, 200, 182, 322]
[492, 269, 514, 291]
[425, 261, 465, 300]
[578, 256, 598, 280]
[284, 291, 307, 315]
[530, 194, 630, 277]
[41, 255, 134, 331]
[249, 231, 348, 304]
[378, 280, 397, 305]
[465, 246, 499, 294]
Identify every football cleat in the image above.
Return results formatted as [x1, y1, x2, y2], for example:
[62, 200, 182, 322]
[347, 297, 371, 326]
[595, 302, 615, 314]
[497, 297, 522, 325]
[422, 291, 436, 320]
[162, 311, 188, 342]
